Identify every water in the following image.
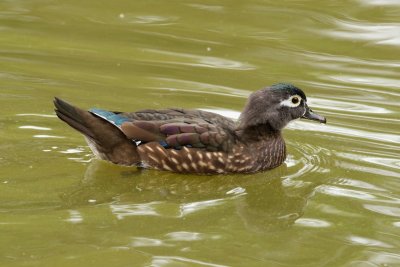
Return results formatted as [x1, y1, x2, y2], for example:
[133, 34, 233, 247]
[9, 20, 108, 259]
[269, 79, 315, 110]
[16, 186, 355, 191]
[1, 0, 400, 266]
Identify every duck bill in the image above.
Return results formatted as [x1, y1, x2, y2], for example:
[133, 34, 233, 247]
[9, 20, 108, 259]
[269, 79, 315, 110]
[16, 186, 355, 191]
[302, 106, 326, 123]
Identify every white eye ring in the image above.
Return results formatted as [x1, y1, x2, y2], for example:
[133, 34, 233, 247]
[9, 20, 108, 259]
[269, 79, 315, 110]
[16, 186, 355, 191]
[280, 95, 302, 107]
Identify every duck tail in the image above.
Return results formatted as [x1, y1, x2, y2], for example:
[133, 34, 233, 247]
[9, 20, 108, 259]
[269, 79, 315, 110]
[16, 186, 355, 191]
[54, 97, 96, 140]
[53, 97, 140, 166]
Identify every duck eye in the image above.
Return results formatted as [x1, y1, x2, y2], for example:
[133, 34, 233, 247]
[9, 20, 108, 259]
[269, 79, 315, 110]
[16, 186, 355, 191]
[280, 94, 302, 108]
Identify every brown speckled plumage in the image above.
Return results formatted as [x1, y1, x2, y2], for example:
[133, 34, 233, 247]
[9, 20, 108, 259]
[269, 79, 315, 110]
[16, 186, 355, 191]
[54, 83, 326, 174]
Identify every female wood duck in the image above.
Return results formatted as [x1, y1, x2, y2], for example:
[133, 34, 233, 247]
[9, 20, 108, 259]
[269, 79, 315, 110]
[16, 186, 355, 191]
[54, 83, 326, 174]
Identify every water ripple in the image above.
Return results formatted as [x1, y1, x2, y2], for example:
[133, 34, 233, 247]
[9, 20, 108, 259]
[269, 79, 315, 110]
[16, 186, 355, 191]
[330, 75, 400, 90]
[318, 185, 376, 200]
[333, 177, 387, 192]
[153, 78, 249, 98]
[59, 148, 85, 154]
[364, 156, 400, 170]
[308, 97, 391, 114]
[150, 256, 228, 267]
[284, 142, 330, 180]
[165, 231, 203, 241]
[130, 237, 170, 247]
[132, 29, 223, 45]
[111, 202, 164, 219]
[295, 218, 332, 228]
[337, 162, 399, 179]
[180, 199, 225, 216]
[121, 14, 178, 25]
[64, 210, 83, 224]
[33, 134, 64, 139]
[16, 113, 56, 118]
[307, 80, 400, 99]
[19, 125, 51, 131]
[337, 152, 400, 171]
[187, 4, 224, 12]
[110, 198, 226, 219]
[142, 48, 255, 70]
[347, 235, 393, 248]
[364, 204, 400, 217]
[364, 252, 400, 266]
[0, 10, 39, 22]
[289, 121, 400, 144]
[317, 204, 363, 218]
[335, 154, 400, 178]
[327, 19, 400, 46]
[301, 52, 400, 73]
[358, 0, 400, 5]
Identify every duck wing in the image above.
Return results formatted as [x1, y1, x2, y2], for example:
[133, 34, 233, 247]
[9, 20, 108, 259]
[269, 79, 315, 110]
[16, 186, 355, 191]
[91, 108, 237, 152]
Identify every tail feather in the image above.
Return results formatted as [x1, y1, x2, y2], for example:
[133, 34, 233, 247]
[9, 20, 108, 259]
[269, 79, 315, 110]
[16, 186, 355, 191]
[54, 97, 96, 140]
[53, 97, 140, 166]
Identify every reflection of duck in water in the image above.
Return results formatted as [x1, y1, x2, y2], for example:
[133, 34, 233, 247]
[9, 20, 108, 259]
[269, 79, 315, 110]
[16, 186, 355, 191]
[54, 83, 325, 174]
[61, 160, 316, 232]
[235, 176, 316, 233]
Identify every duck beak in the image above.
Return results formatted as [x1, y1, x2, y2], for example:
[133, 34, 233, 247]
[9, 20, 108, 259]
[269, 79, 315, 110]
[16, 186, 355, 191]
[302, 106, 326, 123]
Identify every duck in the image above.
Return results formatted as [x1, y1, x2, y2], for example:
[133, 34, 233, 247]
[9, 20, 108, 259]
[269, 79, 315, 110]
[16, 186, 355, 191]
[54, 83, 326, 174]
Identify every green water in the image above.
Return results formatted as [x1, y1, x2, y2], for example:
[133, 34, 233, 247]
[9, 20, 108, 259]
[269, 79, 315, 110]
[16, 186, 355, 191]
[1, 0, 400, 266]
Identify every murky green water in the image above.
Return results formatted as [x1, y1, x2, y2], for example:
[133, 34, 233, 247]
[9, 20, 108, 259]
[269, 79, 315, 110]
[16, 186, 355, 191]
[1, 0, 400, 266]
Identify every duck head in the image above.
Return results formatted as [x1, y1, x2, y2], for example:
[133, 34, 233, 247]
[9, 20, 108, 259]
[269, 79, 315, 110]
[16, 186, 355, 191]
[238, 83, 326, 131]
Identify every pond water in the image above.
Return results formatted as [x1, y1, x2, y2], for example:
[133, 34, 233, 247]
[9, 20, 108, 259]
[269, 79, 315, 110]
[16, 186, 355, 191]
[1, 0, 400, 266]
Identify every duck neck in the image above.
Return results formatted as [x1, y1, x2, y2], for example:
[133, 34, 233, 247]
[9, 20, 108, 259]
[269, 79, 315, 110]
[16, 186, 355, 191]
[236, 123, 281, 142]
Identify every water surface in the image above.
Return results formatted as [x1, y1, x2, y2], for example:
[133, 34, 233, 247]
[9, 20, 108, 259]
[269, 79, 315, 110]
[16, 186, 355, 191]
[1, 0, 400, 266]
